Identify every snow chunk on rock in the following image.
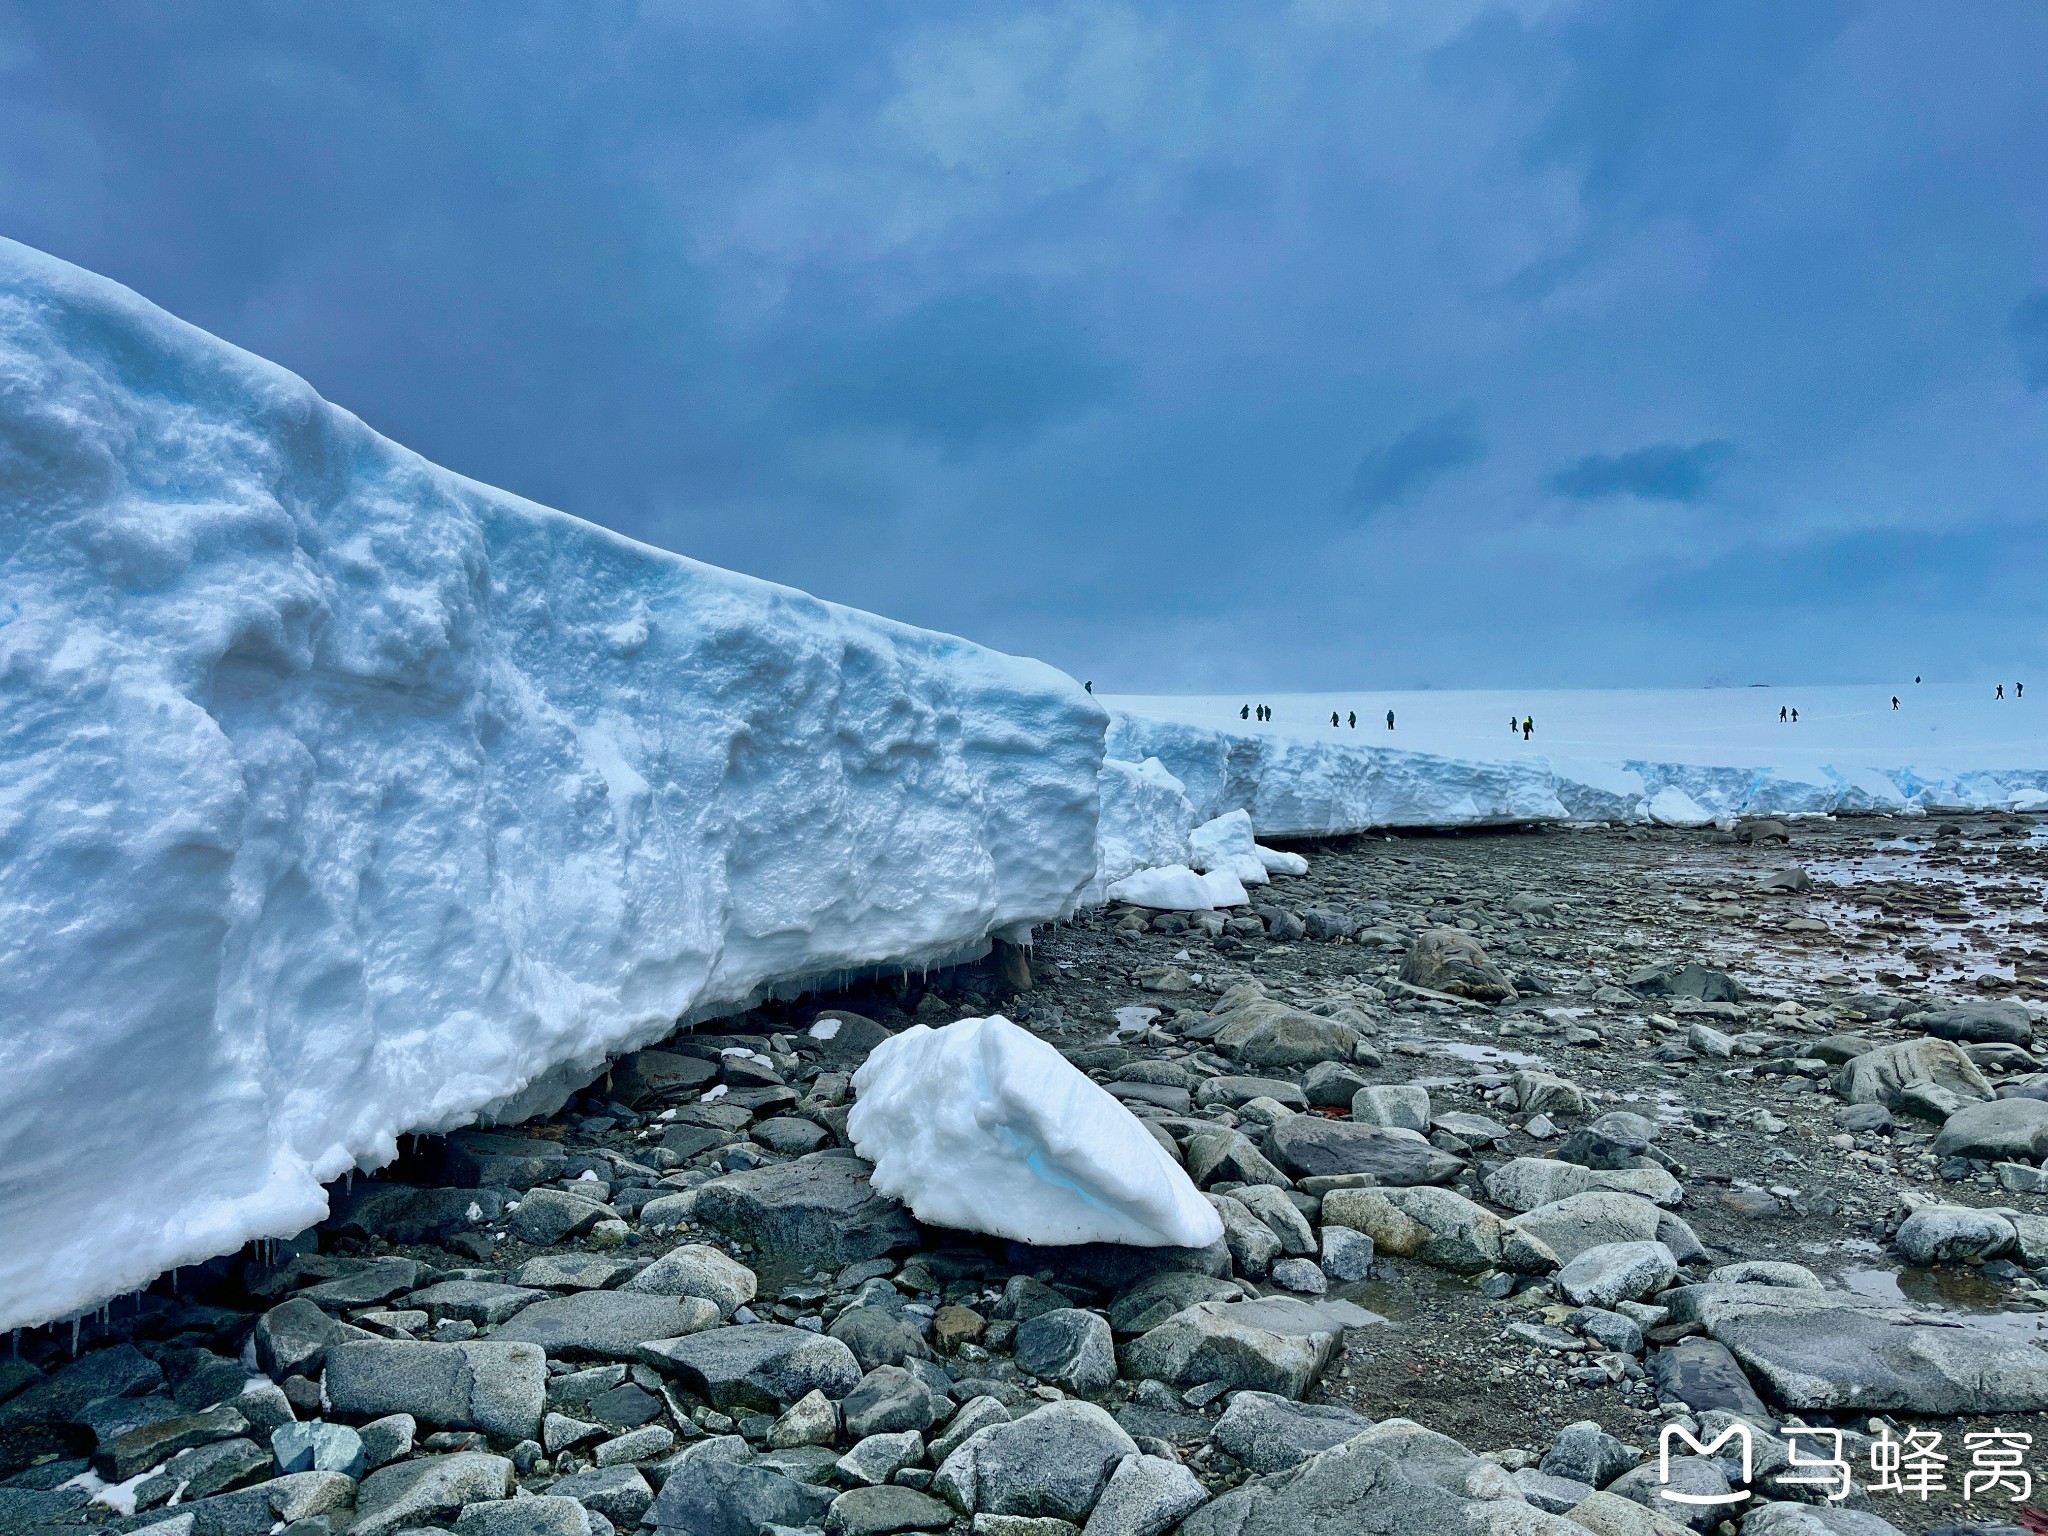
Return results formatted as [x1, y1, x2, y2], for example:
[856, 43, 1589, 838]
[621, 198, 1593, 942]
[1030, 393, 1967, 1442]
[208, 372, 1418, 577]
[848, 1015, 1224, 1248]
[1645, 787, 1715, 828]
[1256, 844, 1308, 876]
[1188, 810, 1270, 885]
[1083, 757, 1196, 904]
[1105, 865, 1249, 911]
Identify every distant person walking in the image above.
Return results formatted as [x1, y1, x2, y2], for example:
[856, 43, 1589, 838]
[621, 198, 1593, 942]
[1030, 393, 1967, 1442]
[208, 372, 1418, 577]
[1997, 684, 2005, 700]
[1510, 717, 1518, 735]
[1331, 711, 1340, 728]
[1084, 680, 1093, 694]
[2019, 682, 2026, 698]
[1348, 711, 1356, 728]
[1780, 706, 1788, 722]
[1521, 716, 1533, 740]
[1892, 696, 1899, 710]
[1791, 708, 1799, 723]
[1386, 710, 1395, 731]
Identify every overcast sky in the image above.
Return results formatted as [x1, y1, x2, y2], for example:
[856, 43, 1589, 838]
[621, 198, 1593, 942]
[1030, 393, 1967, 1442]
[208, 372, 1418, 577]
[6, 1, 2046, 691]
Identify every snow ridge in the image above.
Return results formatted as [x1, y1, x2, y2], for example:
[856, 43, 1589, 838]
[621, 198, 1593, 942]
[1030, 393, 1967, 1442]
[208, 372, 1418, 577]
[0, 239, 1104, 1332]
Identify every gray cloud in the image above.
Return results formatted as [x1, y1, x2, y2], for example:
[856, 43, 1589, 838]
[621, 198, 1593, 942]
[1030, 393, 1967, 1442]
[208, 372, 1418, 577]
[1, 3, 2044, 689]
[1349, 407, 1485, 513]
[1548, 441, 1735, 503]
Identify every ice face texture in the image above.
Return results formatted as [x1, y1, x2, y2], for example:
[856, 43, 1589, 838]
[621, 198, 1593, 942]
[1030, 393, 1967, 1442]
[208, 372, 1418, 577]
[1082, 756, 1196, 904]
[0, 238, 1105, 1331]
[847, 1015, 1225, 1249]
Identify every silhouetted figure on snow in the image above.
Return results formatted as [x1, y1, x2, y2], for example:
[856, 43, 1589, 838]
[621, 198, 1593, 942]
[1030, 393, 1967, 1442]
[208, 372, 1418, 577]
[1892, 696, 1899, 710]
[1791, 708, 1799, 722]
[1241, 704, 1250, 720]
[1521, 716, 1532, 740]
[2019, 682, 2025, 698]
[1332, 711, 1341, 727]
[1997, 684, 2005, 700]
[1386, 710, 1395, 731]
[1348, 711, 1356, 728]
[1084, 680, 1093, 694]
[1780, 706, 1788, 722]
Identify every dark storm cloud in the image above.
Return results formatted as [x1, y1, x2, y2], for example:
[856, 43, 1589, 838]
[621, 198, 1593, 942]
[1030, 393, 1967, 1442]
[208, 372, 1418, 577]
[1, 0, 2045, 689]
[1348, 407, 1486, 513]
[1548, 441, 1735, 503]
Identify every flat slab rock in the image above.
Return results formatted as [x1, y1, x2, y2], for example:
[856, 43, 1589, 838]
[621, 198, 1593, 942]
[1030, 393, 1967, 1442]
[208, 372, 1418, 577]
[1670, 1282, 2048, 1414]
[1265, 1118, 1464, 1185]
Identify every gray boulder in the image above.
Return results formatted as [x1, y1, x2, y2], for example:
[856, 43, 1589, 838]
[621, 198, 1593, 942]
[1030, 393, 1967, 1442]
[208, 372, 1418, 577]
[1320, 1186, 1532, 1275]
[1607, 1457, 1731, 1533]
[509, 1187, 616, 1246]
[1646, 1338, 1772, 1421]
[1833, 1039, 1993, 1120]
[1181, 1419, 1566, 1536]
[1320, 1226, 1374, 1282]
[352, 1453, 513, 1536]
[931, 1399, 1138, 1520]
[1508, 1193, 1664, 1265]
[1107, 1273, 1241, 1336]
[1119, 1296, 1373, 1398]
[638, 1323, 862, 1412]
[1352, 1085, 1431, 1134]
[824, 1483, 955, 1536]
[1932, 1097, 2048, 1162]
[453, 1497, 592, 1536]
[324, 1340, 546, 1441]
[1676, 1283, 2048, 1412]
[253, 1300, 351, 1380]
[1212, 1391, 1374, 1473]
[623, 1244, 758, 1317]
[1236, 1184, 1315, 1255]
[1916, 1000, 2036, 1045]
[838, 1365, 947, 1438]
[1740, 1503, 1906, 1536]
[687, 1155, 919, 1277]
[1538, 1420, 1634, 1488]
[1267, 1118, 1463, 1185]
[1893, 1204, 2015, 1265]
[646, 1438, 834, 1536]
[1211, 1002, 1363, 1068]
[1014, 1310, 1118, 1397]
[1081, 1452, 1208, 1536]
[492, 1291, 721, 1360]
[1400, 929, 1516, 1002]
[544, 1465, 654, 1526]
[1557, 1242, 1678, 1310]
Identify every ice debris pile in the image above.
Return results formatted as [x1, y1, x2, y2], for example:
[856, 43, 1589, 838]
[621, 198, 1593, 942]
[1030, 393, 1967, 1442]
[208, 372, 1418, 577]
[0, 238, 1104, 1333]
[847, 1014, 1224, 1248]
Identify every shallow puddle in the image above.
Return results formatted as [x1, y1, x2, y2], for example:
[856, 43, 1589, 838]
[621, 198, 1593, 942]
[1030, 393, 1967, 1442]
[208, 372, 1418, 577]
[1836, 1266, 2048, 1341]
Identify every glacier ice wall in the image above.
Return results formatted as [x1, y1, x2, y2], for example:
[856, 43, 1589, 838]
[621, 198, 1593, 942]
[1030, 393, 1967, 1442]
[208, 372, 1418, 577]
[1107, 712, 1568, 836]
[0, 239, 1105, 1332]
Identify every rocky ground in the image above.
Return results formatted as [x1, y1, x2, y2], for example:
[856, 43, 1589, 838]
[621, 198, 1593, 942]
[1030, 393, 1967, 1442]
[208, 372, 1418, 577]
[6, 813, 2048, 1536]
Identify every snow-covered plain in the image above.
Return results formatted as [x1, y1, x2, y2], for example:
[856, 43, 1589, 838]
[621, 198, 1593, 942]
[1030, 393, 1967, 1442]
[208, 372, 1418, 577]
[1108, 686, 2048, 832]
[0, 239, 1105, 1332]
